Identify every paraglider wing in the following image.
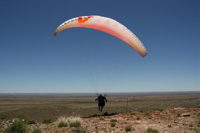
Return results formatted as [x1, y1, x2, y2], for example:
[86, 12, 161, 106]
[54, 15, 147, 57]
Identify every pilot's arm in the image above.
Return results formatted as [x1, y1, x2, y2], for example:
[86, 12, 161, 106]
[104, 97, 107, 102]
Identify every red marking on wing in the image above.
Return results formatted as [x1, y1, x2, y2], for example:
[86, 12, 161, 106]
[78, 16, 92, 23]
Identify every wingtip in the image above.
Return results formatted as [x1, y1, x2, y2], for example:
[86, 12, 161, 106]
[142, 52, 147, 57]
[54, 31, 57, 36]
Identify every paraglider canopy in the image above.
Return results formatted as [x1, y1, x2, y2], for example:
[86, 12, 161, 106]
[54, 15, 147, 57]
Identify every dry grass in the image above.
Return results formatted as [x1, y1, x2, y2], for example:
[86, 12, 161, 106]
[32, 126, 42, 133]
[56, 116, 68, 127]
[55, 116, 82, 128]
[68, 117, 82, 127]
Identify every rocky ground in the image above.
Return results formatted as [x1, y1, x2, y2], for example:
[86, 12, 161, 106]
[1, 108, 200, 133]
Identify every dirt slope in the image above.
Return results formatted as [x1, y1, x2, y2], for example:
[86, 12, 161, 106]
[1, 108, 200, 133]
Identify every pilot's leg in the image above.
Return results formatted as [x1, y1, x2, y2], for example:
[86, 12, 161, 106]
[98, 103, 100, 111]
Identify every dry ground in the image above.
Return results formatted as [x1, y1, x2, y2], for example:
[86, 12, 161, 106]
[0, 92, 200, 132]
[1, 108, 200, 133]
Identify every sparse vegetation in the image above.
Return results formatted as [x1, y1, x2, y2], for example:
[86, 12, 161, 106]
[145, 112, 150, 116]
[125, 125, 132, 131]
[25, 120, 32, 125]
[99, 117, 104, 120]
[95, 125, 98, 132]
[111, 122, 115, 127]
[42, 119, 52, 124]
[69, 117, 82, 127]
[4, 120, 26, 133]
[72, 127, 87, 133]
[131, 112, 136, 115]
[197, 121, 200, 127]
[0, 93, 199, 121]
[147, 128, 159, 133]
[159, 109, 163, 112]
[0, 93, 199, 133]
[0, 117, 6, 120]
[56, 116, 68, 127]
[32, 126, 42, 133]
[70, 121, 81, 127]
[136, 117, 141, 120]
[110, 119, 117, 122]
[154, 108, 163, 112]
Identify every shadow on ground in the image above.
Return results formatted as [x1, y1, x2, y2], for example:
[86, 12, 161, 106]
[83, 112, 118, 118]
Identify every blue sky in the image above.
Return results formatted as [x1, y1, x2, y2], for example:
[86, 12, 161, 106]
[0, 0, 199, 93]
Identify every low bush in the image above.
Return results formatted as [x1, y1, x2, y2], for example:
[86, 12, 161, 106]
[69, 117, 82, 127]
[168, 125, 172, 128]
[131, 112, 136, 115]
[25, 120, 32, 124]
[125, 125, 132, 131]
[56, 117, 68, 127]
[154, 108, 163, 112]
[5, 120, 26, 133]
[72, 127, 87, 133]
[110, 119, 117, 122]
[136, 117, 140, 120]
[70, 121, 81, 127]
[32, 126, 42, 133]
[197, 121, 200, 127]
[110, 122, 115, 127]
[147, 128, 159, 133]
[42, 119, 52, 124]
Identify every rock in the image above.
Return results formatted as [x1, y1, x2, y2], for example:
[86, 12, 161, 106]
[30, 120, 37, 124]
[181, 113, 190, 117]
[8, 120, 12, 123]
[174, 107, 185, 110]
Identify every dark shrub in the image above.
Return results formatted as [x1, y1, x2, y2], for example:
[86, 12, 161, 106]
[110, 119, 117, 122]
[125, 125, 131, 131]
[110, 122, 115, 127]
[42, 119, 52, 124]
[147, 128, 159, 133]
[5, 120, 26, 133]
